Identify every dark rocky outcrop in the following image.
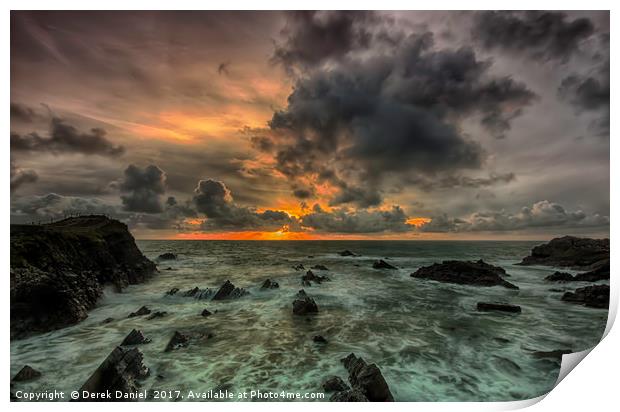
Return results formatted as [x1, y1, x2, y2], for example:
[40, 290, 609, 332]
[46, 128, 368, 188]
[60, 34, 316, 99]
[545, 263, 610, 282]
[10, 215, 156, 340]
[339, 250, 357, 257]
[373, 260, 397, 270]
[292, 289, 318, 315]
[12, 365, 41, 382]
[518, 236, 609, 269]
[341, 353, 394, 401]
[181, 287, 213, 300]
[120, 329, 151, 346]
[311, 264, 329, 271]
[293, 264, 305, 271]
[313, 335, 328, 344]
[476, 302, 522, 313]
[78, 346, 149, 401]
[157, 253, 177, 260]
[411, 260, 517, 289]
[128, 306, 151, 318]
[201, 309, 212, 317]
[212, 280, 248, 300]
[545, 271, 575, 281]
[302, 270, 329, 286]
[164, 331, 190, 352]
[165, 287, 179, 296]
[330, 389, 368, 402]
[261, 279, 280, 289]
[323, 376, 349, 392]
[562, 285, 609, 309]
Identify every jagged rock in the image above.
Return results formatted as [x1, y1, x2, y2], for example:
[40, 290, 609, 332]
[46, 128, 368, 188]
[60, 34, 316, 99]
[302, 270, 329, 286]
[322, 376, 349, 392]
[212, 280, 248, 300]
[165, 287, 179, 296]
[293, 264, 305, 271]
[545, 271, 575, 281]
[101, 317, 114, 325]
[183, 287, 201, 297]
[10, 215, 156, 340]
[339, 250, 356, 257]
[201, 309, 212, 317]
[313, 335, 328, 343]
[147, 311, 167, 320]
[411, 260, 517, 289]
[12, 365, 41, 382]
[292, 289, 318, 315]
[476, 302, 522, 313]
[373, 260, 397, 270]
[341, 353, 394, 401]
[574, 262, 610, 282]
[562, 285, 609, 308]
[330, 389, 368, 402]
[181, 287, 213, 300]
[311, 265, 329, 271]
[531, 349, 573, 359]
[261, 279, 279, 289]
[165, 331, 190, 352]
[120, 329, 151, 346]
[158, 253, 177, 260]
[518, 236, 609, 269]
[128, 306, 151, 318]
[78, 346, 149, 400]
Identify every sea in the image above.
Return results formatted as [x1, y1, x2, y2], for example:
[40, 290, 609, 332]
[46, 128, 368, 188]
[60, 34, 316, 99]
[10, 240, 609, 402]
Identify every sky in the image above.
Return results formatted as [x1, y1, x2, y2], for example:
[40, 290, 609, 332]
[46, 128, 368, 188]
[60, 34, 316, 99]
[10, 11, 610, 240]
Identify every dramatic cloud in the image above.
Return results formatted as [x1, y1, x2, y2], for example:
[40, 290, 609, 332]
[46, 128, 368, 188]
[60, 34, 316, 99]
[11, 117, 125, 156]
[473, 11, 595, 61]
[421, 200, 609, 232]
[119, 164, 167, 213]
[10, 161, 38, 192]
[10, 102, 46, 124]
[301, 204, 414, 233]
[10, 193, 118, 224]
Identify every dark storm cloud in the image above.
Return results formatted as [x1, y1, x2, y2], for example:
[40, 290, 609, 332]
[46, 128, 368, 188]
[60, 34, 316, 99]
[293, 188, 313, 199]
[420, 200, 609, 233]
[301, 204, 413, 233]
[119, 164, 167, 213]
[473, 11, 595, 61]
[193, 178, 298, 231]
[11, 117, 125, 156]
[409, 172, 516, 191]
[10, 102, 47, 124]
[10, 193, 119, 224]
[10, 161, 38, 192]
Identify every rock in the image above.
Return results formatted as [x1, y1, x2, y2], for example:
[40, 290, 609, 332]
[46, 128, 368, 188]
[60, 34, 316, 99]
[330, 389, 368, 402]
[201, 309, 212, 317]
[101, 317, 114, 325]
[292, 289, 319, 315]
[293, 264, 305, 271]
[78, 346, 149, 400]
[128, 306, 151, 318]
[212, 280, 248, 300]
[10, 215, 156, 340]
[147, 311, 167, 320]
[12, 365, 41, 382]
[562, 285, 609, 309]
[411, 260, 517, 289]
[120, 329, 151, 346]
[311, 264, 329, 271]
[302, 270, 329, 286]
[531, 349, 573, 359]
[339, 250, 357, 257]
[341, 353, 394, 401]
[545, 271, 575, 281]
[165, 331, 190, 352]
[261, 279, 279, 289]
[476, 302, 522, 313]
[373, 260, 397, 270]
[322, 376, 350, 392]
[181, 287, 213, 300]
[164, 267, 173, 271]
[157, 253, 177, 260]
[573, 262, 610, 282]
[518, 236, 609, 269]
[313, 335, 328, 344]
[165, 287, 179, 296]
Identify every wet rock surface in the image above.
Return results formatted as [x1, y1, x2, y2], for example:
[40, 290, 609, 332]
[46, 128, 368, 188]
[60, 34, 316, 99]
[10, 215, 156, 340]
[519, 236, 609, 269]
[545, 262, 610, 282]
[261, 279, 280, 289]
[201, 309, 212, 317]
[411, 260, 518, 289]
[164, 331, 190, 352]
[330, 388, 368, 401]
[128, 306, 151, 318]
[477, 302, 522, 313]
[313, 335, 328, 343]
[12, 365, 42, 382]
[302, 270, 329, 286]
[157, 253, 177, 260]
[339, 250, 357, 257]
[341, 353, 394, 401]
[147, 311, 167, 320]
[323, 376, 349, 392]
[373, 259, 397, 270]
[292, 289, 319, 315]
[562, 285, 609, 309]
[165, 287, 179, 296]
[120, 329, 151, 346]
[212, 280, 249, 300]
[545, 271, 575, 281]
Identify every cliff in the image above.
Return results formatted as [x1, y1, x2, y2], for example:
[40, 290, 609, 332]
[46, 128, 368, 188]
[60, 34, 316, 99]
[10, 215, 156, 340]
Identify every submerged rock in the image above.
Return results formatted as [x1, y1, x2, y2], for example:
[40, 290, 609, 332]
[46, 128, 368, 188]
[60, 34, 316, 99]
[373, 260, 397, 270]
[201, 309, 212, 317]
[311, 264, 329, 271]
[341, 353, 394, 401]
[165, 331, 190, 352]
[313, 335, 328, 344]
[562, 285, 609, 309]
[165, 287, 179, 296]
[302, 270, 329, 286]
[12, 365, 41, 382]
[293, 264, 305, 271]
[477, 302, 521, 313]
[158, 253, 177, 260]
[181, 287, 213, 300]
[212, 280, 249, 300]
[10, 215, 156, 340]
[323, 376, 349, 392]
[330, 388, 368, 402]
[339, 250, 357, 257]
[531, 349, 573, 359]
[292, 289, 319, 315]
[147, 311, 167, 320]
[411, 260, 517, 289]
[101, 317, 115, 325]
[128, 306, 151, 318]
[545, 271, 575, 281]
[518, 236, 609, 269]
[78, 346, 149, 400]
[120, 329, 151, 346]
[261, 279, 280, 289]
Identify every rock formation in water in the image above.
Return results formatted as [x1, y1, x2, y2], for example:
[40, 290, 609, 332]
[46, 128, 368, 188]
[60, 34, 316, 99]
[165, 331, 190, 352]
[78, 346, 149, 401]
[128, 306, 151, 317]
[562, 284, 609, 309]
[339, 353, 394, 401]
[120, 329, 152, 346]
[323, 376, 349, 392]
[476, 302, 522, 313]
[339, 250, 357, 257]
[12, 365, 42, 382]
[373, 260, 397, 270]
[311, 264, 329, 271]
[545, 262, 610, 283]
[261, 279, 280, 289]
[10, 215, 156, 340]
[411, 260, 518, 289]
[302, 270, 329, 286]
[157, 252, 177, 260]
[518, 236, 609, 269]
[212, 280, 249, 300]
[292, 289, 319, 315]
